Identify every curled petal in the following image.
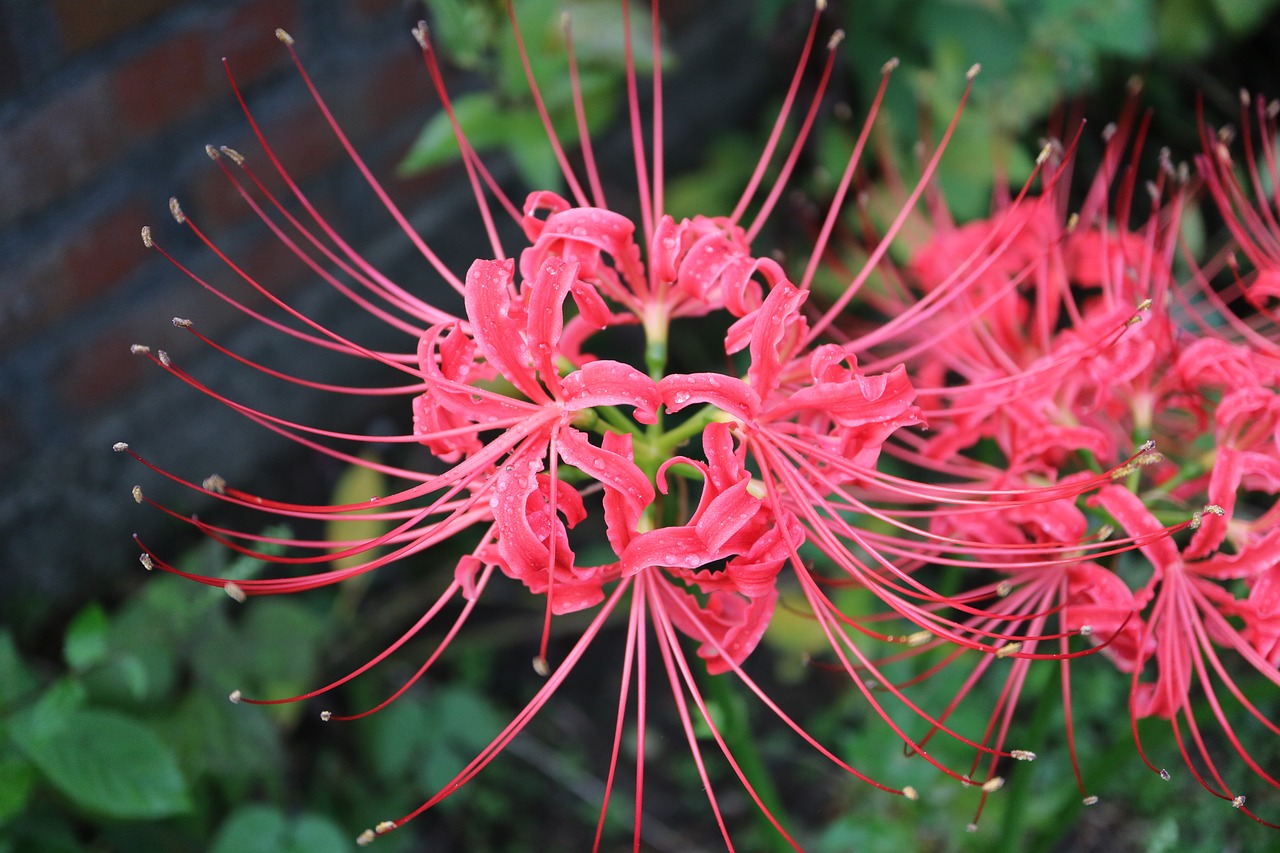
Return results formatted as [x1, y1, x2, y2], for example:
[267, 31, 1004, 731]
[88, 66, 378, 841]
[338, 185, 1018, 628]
[525, 256, 580, 397]
[768, 364, 917, 428]
[465, 259, 547, 403]
[739, 280, 809, 398]
[561, 361, 661, 423]
[1241, 559, 1280, 667]
[1065, 562, 1151, 672]
[558, 429, 654, 553]
[663, 584, 779, 675]
[659, 373, 760, 422]
[1090, 485, 1181, 574]
[490, 457, 601, 614]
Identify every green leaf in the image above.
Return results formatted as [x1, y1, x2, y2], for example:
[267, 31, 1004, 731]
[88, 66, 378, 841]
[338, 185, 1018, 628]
[1211, 0, 1280, 33]
[326, 452, 390, 572]
[0, 631, 37, 712]
[426, 0, 498, 70]
[0, 755, 37, 824]
[63, 603, 109, 673]
[397, 92, 511, 176]
[10, 708, 191, 819]
[210, 805, 349, 853]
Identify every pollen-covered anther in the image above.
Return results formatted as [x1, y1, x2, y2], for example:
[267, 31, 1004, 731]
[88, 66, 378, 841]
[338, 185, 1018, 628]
[1036, 143, 1053, 166]
[995, 642, 1021, 659]
[827, 30, 844, 50]
[168, 197, 184, 223]
[229, 689, 242, 704]
[1078, 624, 1093, 637]
[113, 442, 129, 452]
[905, 631, 932, 647]
[1096, 524, 1114, 540]
[1136, 298, 1153, 313]
[320, 710, 332, 722]
[130, 344, 150, 355]
[982, 776, 1005, 793]
[881, 56, 899, 74]
[1125, 312, 1144, 327]
[205, 144, 219, 160]
[356, 830, 375, 847]
[1111, 462, 1138, 479]
[140, 226, 153, 247]
[1159, 768, 1171, 781]
[965, 823, 978, 833]
[375, 821, 395, 835]
[132, 485, 144, 504]
[1102, 122, 1118, 142]
[139, 552, 154, 570]
[901, 785, 918, 801]
[1202, 504, 1225, 517]
[158, 350, 171, 367]
[996, 580, 1013, 597]
[815, 0, 827, 11]
[1011, 750, 1036, 762]
[966, 63, 981, 79]
[1065, 212, 1080, 231]
[1083, 795, 1099, 806]
[173, 317, 192, 328]
[1268, 99, 1280, 119]
[220, 146, 245, 166]
[203, 474, 227, 494]
[275, 28, 294, 45]
[1134, 451, 1164, 467]
[532, 656, 550, 677]
[1232, 795, 1246, 809]
[224, 582, 246, 603]
[411, 22, 428, 49]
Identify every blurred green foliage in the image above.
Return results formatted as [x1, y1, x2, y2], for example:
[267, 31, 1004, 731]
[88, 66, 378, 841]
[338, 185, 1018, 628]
[398, 0, 661, 189]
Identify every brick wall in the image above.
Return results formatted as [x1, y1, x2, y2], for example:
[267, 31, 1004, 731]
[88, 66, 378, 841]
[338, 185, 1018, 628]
[0, 0, 766, 628]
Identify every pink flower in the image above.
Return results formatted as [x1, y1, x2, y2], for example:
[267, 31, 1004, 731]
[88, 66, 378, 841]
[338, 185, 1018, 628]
[116, 1, 1280, 845]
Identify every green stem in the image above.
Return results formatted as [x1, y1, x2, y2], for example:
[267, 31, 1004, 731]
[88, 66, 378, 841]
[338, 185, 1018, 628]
[701, 670, 794, 852]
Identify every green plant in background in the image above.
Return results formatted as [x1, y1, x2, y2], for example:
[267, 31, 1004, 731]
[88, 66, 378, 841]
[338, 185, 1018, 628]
[398, 0, 662, 190]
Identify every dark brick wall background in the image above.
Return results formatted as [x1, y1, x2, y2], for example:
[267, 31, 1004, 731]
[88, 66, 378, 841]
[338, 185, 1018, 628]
[0, 0, 766, 630]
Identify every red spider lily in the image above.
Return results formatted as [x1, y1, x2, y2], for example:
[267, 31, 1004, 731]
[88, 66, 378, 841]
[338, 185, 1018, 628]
[114, 0, 1234, 847]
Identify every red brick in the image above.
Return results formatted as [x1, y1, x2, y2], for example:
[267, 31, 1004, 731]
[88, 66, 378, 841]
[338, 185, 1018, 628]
[0, 253, 73, 356]
[65, 198, 152, 302]
[52, 0, 178, 55]
[222, 0, 298, 84]
[1, 198, 149, 356]
[111, 29, 219, 137]
[55, 326, 155, 413]
[0, 407, 28, 473]
[0, 75, 119, 225]
[362, 50, 427, 135]
[354, 0, 401, 20]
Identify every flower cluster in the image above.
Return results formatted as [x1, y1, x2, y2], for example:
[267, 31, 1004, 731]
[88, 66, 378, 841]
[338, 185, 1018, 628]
[118, 0, 1278, 846]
